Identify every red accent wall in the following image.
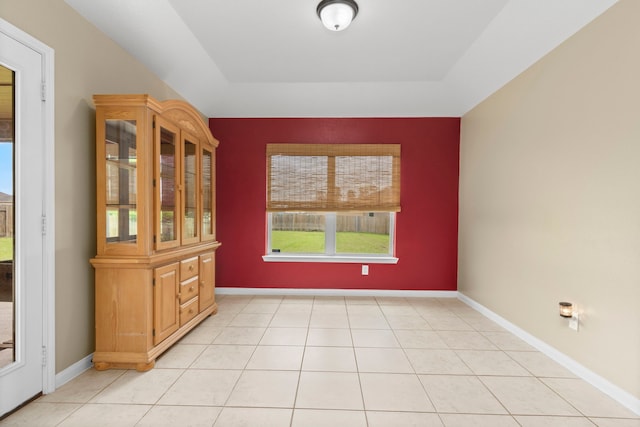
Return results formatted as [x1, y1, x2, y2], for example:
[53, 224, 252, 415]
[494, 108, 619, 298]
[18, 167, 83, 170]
[209, 118, 460, 291]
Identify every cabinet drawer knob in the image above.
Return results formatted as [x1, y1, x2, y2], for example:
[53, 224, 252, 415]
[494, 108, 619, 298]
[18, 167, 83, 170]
[189, 265, 194, 271]
[189, 286, 194, 292]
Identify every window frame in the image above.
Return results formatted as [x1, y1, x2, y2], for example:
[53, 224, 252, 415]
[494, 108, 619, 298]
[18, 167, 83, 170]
[263, 212, 399, 264]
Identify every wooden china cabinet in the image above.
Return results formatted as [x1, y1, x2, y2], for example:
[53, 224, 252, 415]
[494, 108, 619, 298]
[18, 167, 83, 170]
[90, 94, 220, 371]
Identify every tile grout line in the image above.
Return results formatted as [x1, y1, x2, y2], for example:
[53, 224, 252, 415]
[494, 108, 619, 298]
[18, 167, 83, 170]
[347, 298, 369, 427]
[214, 296, 263, 423]
[287, 295, 316, 427]
[378, 297, 441, 418]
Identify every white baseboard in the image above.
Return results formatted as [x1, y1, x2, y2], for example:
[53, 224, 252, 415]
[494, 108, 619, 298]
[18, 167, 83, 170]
[216, 287, 458, 298]
[458, 292, 640, 416]
[54, 353, 93, 389]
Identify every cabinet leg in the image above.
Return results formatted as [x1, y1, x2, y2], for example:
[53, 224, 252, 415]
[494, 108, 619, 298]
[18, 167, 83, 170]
[135, 361, 155, 372]
[93, 361, 111, 371]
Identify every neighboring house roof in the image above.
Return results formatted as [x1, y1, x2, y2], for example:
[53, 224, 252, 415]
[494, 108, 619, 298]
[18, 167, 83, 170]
[0, 192, 12, 202]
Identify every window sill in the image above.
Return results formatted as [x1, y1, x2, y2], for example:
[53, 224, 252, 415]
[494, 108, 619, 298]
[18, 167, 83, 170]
[262, 254, 399, 264]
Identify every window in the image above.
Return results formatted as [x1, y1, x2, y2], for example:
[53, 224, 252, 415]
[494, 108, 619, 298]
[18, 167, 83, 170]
[264, 144, 400, 263]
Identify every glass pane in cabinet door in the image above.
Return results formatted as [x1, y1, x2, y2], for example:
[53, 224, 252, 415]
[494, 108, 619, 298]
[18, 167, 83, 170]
[159, 127, 177, 243]
[201, 148, 213, 238]
[105, 119, 137, 243]
[183, 139, 197, 241]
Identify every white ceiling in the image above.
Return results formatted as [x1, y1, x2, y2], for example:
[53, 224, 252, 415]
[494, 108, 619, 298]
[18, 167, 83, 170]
[65, 0, 618, 118]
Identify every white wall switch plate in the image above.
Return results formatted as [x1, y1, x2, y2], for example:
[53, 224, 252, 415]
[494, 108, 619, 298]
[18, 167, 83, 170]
[361, 265, 369, 275]
[569, 314, 579, 331]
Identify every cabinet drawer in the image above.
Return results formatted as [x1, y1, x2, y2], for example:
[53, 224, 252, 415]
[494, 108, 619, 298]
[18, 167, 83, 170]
[180, 296, 199, 326]
[179, 276, 199, 304]
[180, 256, 199, 281]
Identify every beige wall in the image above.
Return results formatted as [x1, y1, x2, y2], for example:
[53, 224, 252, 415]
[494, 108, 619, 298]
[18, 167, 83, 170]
[0, 0, 183, 372]
[459, 0, 640, 399]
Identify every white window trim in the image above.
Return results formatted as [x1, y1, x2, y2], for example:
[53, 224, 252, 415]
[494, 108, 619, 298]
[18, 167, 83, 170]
[262, 254, 399, 264]
[264, 212, 398, 264]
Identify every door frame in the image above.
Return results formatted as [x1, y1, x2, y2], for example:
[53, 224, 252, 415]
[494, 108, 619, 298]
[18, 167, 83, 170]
[0, 18, 55, 394]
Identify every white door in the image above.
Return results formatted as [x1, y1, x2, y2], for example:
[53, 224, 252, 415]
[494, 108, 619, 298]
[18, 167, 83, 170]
[0, 27, 46, 416]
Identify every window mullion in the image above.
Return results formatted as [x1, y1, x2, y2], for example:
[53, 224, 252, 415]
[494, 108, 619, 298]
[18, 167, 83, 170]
[388, 213, 395, 256]
[326, 213, 336, 255]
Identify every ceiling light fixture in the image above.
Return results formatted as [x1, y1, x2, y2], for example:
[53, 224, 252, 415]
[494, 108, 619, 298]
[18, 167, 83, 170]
[317, 0, 359, 32]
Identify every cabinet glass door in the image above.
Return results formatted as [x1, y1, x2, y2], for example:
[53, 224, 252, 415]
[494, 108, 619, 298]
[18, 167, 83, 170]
[182, 135, 199, 244]
[155, 118, 180, 249]
[201, 146, 215, 241]
[105, 120, 137, 245]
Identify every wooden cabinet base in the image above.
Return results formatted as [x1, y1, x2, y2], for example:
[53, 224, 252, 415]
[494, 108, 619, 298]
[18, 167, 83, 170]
[93, 361, 155, 372]
[92, 302, 217, 371]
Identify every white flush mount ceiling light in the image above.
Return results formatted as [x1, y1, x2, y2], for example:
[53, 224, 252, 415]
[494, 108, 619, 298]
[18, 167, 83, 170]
[317, 0, 359, 32]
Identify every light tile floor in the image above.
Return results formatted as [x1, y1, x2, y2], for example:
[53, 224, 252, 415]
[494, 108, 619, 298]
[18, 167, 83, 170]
[2, 295, 639, 426]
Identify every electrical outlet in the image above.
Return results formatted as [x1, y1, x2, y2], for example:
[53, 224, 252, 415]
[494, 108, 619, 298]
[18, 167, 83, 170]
[569, 314, 579, 331]
[361, 265, 369, 276]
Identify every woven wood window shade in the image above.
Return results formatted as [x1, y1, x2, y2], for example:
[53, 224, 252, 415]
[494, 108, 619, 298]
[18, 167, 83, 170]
[267, 143, 401, 212]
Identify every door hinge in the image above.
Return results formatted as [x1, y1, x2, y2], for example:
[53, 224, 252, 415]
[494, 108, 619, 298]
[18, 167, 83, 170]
[41, 215, 47, 236]
[153, 235, 156, 244]
[152, 329, 156, 337]
[152, 278, 156, 286]
[41, 81, 46, 102]
[42, 346, 47, 367]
